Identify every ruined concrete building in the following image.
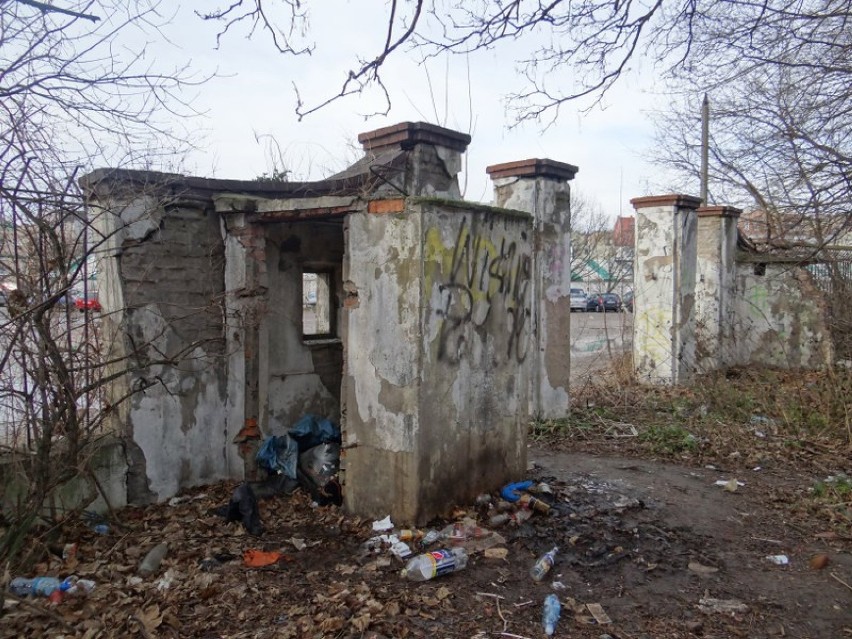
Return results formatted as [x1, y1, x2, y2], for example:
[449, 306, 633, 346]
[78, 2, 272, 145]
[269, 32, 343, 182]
[79, 124, 835, 523]
[81, 122, 578, 523]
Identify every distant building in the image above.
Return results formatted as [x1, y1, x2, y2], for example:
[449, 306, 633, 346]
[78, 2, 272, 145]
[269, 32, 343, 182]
[571, 216, 634, 296]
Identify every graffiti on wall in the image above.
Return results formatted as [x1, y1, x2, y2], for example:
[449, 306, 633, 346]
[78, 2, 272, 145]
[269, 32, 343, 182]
[426, 216, 531, 364]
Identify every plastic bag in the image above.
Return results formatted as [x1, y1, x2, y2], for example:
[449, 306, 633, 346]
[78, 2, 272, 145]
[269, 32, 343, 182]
[216, 482, 263, 536]
[299, 442, 340, 488]
[256, 434, 299, 479]
[289, 414, 341, 451]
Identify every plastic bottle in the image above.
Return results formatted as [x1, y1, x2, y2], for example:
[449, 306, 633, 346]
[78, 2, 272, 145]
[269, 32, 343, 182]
[542, 593, 561, 636]
[443, 521, 488, 543]
[63, 577, 95, 596]
[518, 493, 551, 514]
[138, 542, 169, 576]
[419, 529, 442, 547]
[8, 576, 71, 597]
[489, 513, 511, 527]
[530, 546, 559, 582]
[401, 548, 468, 582]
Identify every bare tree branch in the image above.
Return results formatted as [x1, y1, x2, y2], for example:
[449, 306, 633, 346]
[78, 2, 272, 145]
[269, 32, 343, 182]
[14, 0, 100, 23]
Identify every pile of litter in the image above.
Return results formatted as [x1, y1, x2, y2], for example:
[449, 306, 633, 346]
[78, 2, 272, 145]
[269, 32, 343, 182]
[2, 464, 811, 638]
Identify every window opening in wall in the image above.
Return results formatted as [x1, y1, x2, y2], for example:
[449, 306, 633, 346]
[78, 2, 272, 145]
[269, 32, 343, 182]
[303, 271, 332, 336]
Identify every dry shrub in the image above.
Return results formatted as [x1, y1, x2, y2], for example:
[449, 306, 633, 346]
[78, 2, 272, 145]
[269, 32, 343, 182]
[544, 364, 852, 471]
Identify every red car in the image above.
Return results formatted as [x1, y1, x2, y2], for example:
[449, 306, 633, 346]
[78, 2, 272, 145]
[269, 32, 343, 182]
[74, 295, 102, 312]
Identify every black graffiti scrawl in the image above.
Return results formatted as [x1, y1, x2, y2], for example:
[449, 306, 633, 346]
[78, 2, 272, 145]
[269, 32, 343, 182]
[435, 216, 531, 364]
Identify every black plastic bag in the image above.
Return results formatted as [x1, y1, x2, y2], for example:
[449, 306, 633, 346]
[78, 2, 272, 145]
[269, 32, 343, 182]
[213, 482, 263, 536]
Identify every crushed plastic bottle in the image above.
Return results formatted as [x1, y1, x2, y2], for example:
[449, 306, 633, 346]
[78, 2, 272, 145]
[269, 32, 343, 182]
[138, 542, 169, 576]
[442, 521, 489, 544]
[9, 576, 72, 597]
[489, 509, 533, 528]
[542, 593, 562, 636]
[401, 548, 468, 581]
[62, 576, 96, 596]
[489, 513, 512, 527]
[419, 529, 442, 547]
[82, 511, 110, 535]
[530, 546, 559, 582]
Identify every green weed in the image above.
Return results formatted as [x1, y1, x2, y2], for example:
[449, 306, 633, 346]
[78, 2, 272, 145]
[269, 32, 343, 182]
[812, 474, 852, 500]
[639, 424, 698, 455]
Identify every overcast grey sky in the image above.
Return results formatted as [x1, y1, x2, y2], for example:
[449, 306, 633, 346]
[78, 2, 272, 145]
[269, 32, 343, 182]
[161, 3, 671, 218]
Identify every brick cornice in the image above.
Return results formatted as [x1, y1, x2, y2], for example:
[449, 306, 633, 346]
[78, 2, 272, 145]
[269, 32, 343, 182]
[697, 205, 743, 218]
[486, 158, 578, 181]
[630, 194, 702, 210]
[358, 121, 471, 153]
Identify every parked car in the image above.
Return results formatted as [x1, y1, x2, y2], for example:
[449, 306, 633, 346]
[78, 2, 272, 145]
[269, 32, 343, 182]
[623, 290, 634, 312]
[587, 292, 622, 312]
[74, 295, 101, 312]
[569, 288, 587, 312]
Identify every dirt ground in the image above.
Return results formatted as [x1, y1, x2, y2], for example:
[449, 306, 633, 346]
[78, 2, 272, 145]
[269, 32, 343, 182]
[2, 443, 849, 639]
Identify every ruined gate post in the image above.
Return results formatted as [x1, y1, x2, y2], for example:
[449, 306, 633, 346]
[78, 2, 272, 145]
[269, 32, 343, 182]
[486, 159, 578, 418]
[222, 212, 269, 478]
[695, 206, 741, 372]
[631, 195, 701, 384]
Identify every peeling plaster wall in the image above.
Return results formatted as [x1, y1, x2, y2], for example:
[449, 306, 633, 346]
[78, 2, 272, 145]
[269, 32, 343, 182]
[634, 199, 832, 382]
[732, 262, 832, 369]
[342, 198, 532, 524]
[419, 202, 532, 520]
[342, 207, 423, 522]
[695, 214, 739, 372]
[262, 223, 344, 433]
[633, 204, 698, 384]
[93, 193, 229, 502]
[492, 176, 572, 418]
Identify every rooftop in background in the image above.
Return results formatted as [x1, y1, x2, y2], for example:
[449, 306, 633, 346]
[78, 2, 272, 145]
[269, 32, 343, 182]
[613, 216, 635, 247]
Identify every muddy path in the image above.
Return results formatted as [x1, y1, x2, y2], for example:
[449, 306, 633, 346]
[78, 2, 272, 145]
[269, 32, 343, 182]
[530, 448, 851, 638]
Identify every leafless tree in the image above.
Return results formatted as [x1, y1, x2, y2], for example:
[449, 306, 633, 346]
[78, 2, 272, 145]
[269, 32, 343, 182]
[571, 191, 633, 296]
[0, 0, 201, 574]
[200, 0, 851, 124]
[650, 33, 850, 355]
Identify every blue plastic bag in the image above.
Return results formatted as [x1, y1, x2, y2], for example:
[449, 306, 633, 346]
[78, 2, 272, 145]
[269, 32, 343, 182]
[256, 434, 299, 479]
[288, 414, 341, 452]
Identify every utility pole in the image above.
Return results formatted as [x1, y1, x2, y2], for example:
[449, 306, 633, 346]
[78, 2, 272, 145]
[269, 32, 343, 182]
[700, 93, 709, 205]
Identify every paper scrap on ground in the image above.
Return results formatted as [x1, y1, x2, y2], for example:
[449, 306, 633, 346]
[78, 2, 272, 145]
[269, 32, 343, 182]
[372, 515, 393, 532]
[586, 602, 612, 624]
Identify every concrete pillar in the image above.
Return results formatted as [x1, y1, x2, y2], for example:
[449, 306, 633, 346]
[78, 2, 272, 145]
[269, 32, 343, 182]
[357, 121, 471, 199]
[695, 205, 742, 372]
[630, 194, 701, 384]
[222, 212, 269, 478]
[486, 158, 579, 418]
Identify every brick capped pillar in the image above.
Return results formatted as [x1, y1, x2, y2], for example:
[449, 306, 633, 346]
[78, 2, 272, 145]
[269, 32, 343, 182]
[358, 121, 471, 199]
[695, 205, 742, 372]
[631, 194, 701, 385]
[487, 158, 579, 418]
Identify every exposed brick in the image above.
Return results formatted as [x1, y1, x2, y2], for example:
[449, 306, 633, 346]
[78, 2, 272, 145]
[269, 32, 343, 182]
[368, 199, 406, 215]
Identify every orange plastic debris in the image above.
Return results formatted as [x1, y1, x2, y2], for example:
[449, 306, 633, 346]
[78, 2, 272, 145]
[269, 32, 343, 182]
[243, 549, 282, 567]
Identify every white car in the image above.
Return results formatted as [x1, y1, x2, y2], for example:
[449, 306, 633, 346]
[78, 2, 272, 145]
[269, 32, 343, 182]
[570, 288, 587, 312]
